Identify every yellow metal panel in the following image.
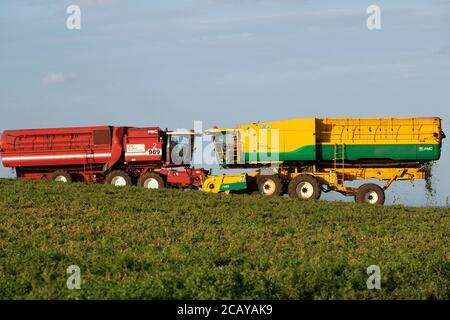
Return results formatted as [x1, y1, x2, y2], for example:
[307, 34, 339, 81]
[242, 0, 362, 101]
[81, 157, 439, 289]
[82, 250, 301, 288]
[202, 174, 247, 193]
[316, 117, 441, 145]
[238, 118, 316, 153]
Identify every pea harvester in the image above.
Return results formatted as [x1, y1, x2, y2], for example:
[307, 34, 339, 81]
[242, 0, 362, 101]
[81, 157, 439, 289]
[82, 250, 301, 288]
[0, 117, 445, 205]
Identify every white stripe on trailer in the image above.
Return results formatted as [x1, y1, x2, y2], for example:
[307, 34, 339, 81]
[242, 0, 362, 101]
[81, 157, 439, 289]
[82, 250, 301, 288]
[125, 148, 161, 157]
[125, 152, 152, 156]
[2, 153, 112, 161]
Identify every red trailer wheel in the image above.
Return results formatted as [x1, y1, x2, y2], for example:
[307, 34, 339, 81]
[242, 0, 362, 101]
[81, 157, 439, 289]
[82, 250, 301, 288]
[137, 172, 165, 189]
[105, 170, 132, 187]
[50, 170, 72, 183]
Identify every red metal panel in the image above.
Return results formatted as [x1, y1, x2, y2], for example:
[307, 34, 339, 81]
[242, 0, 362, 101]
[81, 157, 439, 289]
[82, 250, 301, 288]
[124, 127, 164, 163]
[161, 167, 207, 187]
[0, 126, 114, 168]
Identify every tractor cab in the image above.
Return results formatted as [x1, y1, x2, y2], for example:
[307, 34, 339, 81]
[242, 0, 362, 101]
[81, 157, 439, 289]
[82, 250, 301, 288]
[166, 130, 196, 165]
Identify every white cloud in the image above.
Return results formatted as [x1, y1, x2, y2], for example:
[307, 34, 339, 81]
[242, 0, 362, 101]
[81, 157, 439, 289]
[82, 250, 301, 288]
[42, 72, 66, 85]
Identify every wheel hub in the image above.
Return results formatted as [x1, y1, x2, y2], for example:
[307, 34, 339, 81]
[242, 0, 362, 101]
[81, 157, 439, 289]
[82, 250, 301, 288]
[144, 178, 159, 189]
[262, 180, 276, 195]
[296, 181, 314, 199]
[54, 176, 68, 183]
[364, 191, 379, 204]
[111, 176, 127, 186]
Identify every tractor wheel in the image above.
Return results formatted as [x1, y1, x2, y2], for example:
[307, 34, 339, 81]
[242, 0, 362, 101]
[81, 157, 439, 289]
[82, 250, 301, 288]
[288, 174, 321, 200]
[256, 174, 283, 196]
[105, 170, 132, 187]
[355, 183, 385, 205]
[50, 170, 72, 183]
[137, 172, 165, 189]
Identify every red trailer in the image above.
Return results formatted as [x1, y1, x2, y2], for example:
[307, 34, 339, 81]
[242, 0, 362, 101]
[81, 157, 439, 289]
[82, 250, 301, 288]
[0, 126, 207, 189]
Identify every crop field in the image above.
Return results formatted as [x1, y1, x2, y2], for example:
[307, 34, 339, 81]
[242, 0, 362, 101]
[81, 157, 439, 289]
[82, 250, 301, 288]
[0, 178, 448, 300]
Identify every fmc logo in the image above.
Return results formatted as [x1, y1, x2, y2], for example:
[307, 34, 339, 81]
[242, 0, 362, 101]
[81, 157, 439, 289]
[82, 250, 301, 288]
[418, 146, 433, 152]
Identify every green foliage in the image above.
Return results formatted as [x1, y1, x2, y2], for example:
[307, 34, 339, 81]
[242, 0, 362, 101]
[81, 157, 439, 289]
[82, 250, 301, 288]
[0, 179, 448, 299]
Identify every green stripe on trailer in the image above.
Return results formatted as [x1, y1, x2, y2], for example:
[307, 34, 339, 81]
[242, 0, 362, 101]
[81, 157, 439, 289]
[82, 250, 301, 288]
[242, 144, 441, 162]
[317, 144, 441, 161]
[243, 145, 316, 162]
[219, 181, 248, 192]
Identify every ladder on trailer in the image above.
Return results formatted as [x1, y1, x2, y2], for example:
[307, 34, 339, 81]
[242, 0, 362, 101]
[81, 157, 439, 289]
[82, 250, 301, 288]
[333, 143, 345, 185]
[231, 135, 240, 164]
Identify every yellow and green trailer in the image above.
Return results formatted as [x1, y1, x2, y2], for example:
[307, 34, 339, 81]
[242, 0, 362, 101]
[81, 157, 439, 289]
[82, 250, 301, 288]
[202, 117, 445, 204]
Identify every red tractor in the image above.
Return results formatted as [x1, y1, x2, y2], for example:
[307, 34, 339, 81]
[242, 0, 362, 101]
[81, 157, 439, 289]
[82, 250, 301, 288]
[0, 126, 207, 189]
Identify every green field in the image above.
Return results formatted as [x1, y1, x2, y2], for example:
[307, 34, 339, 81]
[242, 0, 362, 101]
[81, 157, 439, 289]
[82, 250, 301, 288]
[0, 178, 448, 299]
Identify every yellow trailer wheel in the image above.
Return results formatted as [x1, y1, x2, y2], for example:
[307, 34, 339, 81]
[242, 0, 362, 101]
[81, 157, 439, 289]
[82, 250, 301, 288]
[355, 183, 385, 205]
[256, 175, 282, 196]
[288, 174, 321, 200]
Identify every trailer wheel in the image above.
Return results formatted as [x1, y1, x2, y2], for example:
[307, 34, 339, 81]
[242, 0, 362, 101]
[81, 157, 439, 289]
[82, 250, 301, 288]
[137, 172, 165, 189]
[256, 174, 282, 196]
[105, 170, 132, 187]
[288, 174, 321, 200]
[355, 183, 385, 205]
[50, 170, 72, 183]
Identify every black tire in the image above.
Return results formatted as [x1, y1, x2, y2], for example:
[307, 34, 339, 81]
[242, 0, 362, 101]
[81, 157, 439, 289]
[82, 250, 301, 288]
[282, 180, 290, 196]
[288, 174, 321, 200]
[256, 174, 283, 196]
[244, 176, 259, 195]
[105, 170, 132, 187]
[137, 172, 165, 189]
[355, 183, 385, 205]
[50, 170, 72, 183]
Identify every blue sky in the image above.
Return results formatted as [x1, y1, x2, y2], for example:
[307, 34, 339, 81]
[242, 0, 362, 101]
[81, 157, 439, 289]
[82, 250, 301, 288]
[1, 0, 449, 206]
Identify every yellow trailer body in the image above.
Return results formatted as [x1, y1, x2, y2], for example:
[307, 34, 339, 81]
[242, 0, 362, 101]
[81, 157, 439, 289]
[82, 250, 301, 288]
[206, 117, 445, 204]
[210, 117, 443, 166]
